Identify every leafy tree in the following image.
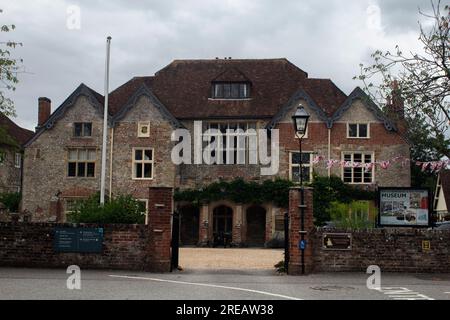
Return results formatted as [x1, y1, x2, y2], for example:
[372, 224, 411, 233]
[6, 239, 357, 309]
[0, 9, 23, 148]
[355, 1, 450, 158]
[311, 175, 376, 226]
[0, 9, 22, 118]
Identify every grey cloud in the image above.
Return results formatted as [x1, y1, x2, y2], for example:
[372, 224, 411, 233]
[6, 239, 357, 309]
[1, 0, 431, 130]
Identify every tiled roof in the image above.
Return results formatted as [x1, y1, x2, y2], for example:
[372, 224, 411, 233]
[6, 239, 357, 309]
[106, 59, 348, 119]
[440, 170, 450, 211]
[0, 113, 34, 146]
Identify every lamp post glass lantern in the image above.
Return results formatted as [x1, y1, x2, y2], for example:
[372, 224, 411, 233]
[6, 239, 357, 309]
[292, 105, 310, 185]
[292, 105, 310, 137]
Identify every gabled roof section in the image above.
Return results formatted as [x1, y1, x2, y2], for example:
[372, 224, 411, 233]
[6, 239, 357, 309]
[302, 78, 347, 117]
[0, 113, 34, 146]
[112, 83, 183, 128]
[212, 67, 251, 82]
[330, 87, 397, 131]
[266, 88, 331, 130]
[24, 83, 104, 147]
[148, 58, 309, 119]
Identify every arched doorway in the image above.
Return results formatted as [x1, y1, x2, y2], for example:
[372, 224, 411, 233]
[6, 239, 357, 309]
[179, 205, 200, 246]
[213, 205, 233, 246]
[246, 206, 266, 247]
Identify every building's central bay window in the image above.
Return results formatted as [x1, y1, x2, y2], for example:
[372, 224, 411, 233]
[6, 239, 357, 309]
[289, 152, 312, 183]
[68, 149, 96, 177]
[203, 122, 257, 165]
[342, 152, 374, 184]
[132, 148, 154, 179]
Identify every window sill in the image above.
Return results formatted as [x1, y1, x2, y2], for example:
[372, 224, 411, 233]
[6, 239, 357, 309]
[208, 98, 253, 101]
[132, 178, 154, 181]
[346, 137, 370, 139]
[67, 177, 96, 179]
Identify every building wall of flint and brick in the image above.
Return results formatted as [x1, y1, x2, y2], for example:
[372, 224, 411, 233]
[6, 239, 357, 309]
[21, 94, 410, 225]
[0, 147, 22, 194]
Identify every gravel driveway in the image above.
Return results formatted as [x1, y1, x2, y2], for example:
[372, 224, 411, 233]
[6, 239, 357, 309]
[179, 248, 284, 270]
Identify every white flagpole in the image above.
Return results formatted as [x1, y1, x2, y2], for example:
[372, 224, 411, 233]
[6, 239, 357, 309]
[100, 36, 112, 205]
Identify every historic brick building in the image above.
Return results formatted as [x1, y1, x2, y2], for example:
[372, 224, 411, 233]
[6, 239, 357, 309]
[0, 113, 33, 194]
[21, 58, 410, 245]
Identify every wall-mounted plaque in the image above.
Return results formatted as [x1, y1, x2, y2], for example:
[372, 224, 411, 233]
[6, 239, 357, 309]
[322, 233, 352, 250]
[54, 228, 103, 253]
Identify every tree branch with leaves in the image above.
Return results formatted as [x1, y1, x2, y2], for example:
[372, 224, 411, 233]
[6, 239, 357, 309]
[355, 1, 449, 159]
[0, 8, 23, 118]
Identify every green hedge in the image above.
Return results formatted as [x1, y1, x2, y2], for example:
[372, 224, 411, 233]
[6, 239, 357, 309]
[68, 193, 146, 224]
[175, 176, 376, 226]
[174, 178, 294, 208]
[0, 192, 21, 212]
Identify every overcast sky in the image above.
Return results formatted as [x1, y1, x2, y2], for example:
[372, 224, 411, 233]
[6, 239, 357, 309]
[0, 0, 433, 130]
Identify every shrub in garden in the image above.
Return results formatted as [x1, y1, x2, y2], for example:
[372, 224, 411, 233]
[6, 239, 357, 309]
[68, 193, 146, 224]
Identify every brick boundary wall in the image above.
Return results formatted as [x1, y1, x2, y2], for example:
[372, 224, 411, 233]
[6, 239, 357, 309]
[311, 228, 450, 273]
[0, 222, 152, 271]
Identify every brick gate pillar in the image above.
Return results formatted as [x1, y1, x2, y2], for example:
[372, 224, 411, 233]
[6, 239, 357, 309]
[198, 203, 209, 246]
[147, 187, 173, 272]
[288, 187, 314, 275]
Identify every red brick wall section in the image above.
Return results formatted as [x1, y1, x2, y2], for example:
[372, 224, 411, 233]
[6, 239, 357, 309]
[0, 223, 150, 270]
[147, 187, 173, 272]
[312, 228, 450, 273]
[288, 187, 314, 275]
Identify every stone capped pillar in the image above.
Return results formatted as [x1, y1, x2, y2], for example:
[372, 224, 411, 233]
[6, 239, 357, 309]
[147, 187, 173, 272]
[288, 187, 314, 275]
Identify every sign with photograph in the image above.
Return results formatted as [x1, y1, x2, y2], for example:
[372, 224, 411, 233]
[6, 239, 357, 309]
[378, 188, 430, 227]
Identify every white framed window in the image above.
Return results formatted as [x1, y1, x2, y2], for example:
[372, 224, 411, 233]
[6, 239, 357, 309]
[14, 153, 21, 168]
[74, 122, 92, 137]
[342, 152, 374, 184]
[138, 122, 150, 138]
[203, 122, 257, 165]
[289, 151, 313, 183]
[347, 123, 370, 138]
[67, 149, 97, 178]
[132, 148, 154, 179]
[138, 199, 149, 225]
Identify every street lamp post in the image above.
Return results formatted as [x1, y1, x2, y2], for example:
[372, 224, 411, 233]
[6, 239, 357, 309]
[292, 105, 310, 275]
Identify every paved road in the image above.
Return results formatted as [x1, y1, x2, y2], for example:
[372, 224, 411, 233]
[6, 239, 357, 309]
[0, 267, 449, 300]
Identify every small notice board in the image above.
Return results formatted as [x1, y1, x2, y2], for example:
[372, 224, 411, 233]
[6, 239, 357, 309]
[54, 228, 104, 253]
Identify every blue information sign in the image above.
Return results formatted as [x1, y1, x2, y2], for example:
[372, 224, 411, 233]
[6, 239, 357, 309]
[54, 228, 104, 253]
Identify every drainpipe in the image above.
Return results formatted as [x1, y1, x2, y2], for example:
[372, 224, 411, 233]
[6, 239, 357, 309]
[327, 127, 331, 177]
[109, 127, 114, 200]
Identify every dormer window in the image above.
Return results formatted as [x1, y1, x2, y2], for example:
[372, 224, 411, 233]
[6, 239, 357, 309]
[211, 82, 250, 99]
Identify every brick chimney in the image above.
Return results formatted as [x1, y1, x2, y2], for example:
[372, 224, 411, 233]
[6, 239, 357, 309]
[37, 97, 51, 129]
[386, 80, 404, 120]
[386, 81, 407, 134]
